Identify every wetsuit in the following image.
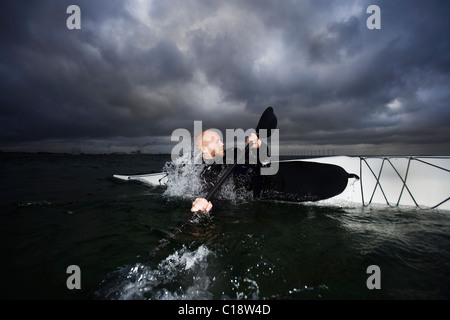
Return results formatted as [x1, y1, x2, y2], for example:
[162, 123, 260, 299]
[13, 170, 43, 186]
[198, 145, 265, 200]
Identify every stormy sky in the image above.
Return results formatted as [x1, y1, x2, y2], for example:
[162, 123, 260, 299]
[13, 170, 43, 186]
[1, 0, 449, 155]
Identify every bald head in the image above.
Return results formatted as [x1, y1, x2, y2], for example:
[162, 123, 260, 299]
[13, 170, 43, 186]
[195, 129, 225, 159]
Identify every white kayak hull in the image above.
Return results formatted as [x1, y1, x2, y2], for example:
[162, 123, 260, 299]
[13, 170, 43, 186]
[113, 172, 169, 186]
[113, 156, 450, 211]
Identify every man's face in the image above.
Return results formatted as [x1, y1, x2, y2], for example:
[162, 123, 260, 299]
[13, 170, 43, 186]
[202, 130, 224, 159]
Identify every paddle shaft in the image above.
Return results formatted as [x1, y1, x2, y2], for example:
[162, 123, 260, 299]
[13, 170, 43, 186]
[204, 143, 251, 201]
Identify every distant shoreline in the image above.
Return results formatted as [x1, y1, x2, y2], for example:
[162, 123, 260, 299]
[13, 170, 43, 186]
[0, 151, 172, 156]
[0, 151, 448, 158]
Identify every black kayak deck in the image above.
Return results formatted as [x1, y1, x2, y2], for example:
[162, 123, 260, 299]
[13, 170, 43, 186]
[258, 161, 353, 202]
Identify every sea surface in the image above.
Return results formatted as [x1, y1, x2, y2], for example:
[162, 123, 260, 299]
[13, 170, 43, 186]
[1, 153, 449, 300]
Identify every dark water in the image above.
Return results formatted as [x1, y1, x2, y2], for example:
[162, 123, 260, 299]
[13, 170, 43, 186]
[1, 153, 449, 300]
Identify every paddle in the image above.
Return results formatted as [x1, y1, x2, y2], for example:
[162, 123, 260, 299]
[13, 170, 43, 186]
[203, 106, 277, 202]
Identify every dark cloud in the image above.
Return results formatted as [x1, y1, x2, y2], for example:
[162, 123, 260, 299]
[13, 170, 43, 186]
[0, 0, 449, 154]
[308, 16, 363, 63]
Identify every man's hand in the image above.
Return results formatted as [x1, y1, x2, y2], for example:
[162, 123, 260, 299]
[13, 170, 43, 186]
[247, 132, 262, 149]
[191, 198, 213, 214]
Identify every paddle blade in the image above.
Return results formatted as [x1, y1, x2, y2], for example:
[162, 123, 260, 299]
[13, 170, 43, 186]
[256, 106, 277, 137]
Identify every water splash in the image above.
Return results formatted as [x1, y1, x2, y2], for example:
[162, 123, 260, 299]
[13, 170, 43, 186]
[95, 245, 214, 300]
[162, 152, 205, 199]
[161, 152, 252, 204]
[229, 277, 260, 300]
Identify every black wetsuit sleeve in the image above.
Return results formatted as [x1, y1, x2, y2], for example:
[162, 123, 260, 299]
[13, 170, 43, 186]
[199, 143, 270, 198]
[225, 142, 269, 166]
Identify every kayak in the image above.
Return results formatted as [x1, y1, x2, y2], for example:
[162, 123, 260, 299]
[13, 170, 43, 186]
[113, 156, 450, 211]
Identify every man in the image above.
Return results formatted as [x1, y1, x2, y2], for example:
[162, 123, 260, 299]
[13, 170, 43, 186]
[190, 129, 262, 214]
[190, 128, 356, 215]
